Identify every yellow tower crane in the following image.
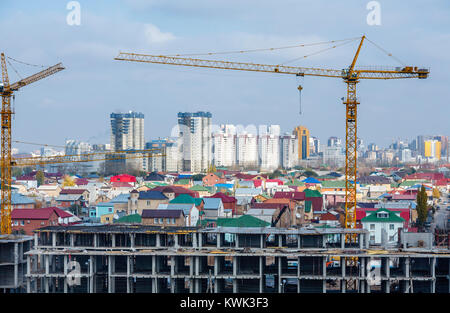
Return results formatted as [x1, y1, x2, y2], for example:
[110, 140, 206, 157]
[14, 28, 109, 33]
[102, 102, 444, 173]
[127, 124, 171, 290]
[1, 53, 64, 234]
[114, 36, 429, 241]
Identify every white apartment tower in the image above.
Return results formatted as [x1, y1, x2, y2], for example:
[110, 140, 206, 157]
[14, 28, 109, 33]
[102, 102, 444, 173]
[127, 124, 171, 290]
[259, 125, 280, 171]
[280, 133, 298, 169]
[237, 131, 258, 169]
[110, 111, 145, 151]
[178, 112, 212, 172]
[213, 124, 236, 167]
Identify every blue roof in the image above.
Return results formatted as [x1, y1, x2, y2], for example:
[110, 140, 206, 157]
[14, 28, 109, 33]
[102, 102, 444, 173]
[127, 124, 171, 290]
[110, 193, 130, 203]
[138, 190, 168, 200]
[97, 202, 114, 207]
[5, 193, 36, 205]
[215, 183, 233, 189]
[302, 177, 321, 184]
[165, 203, 194, 215]
[203, 198, 222, 210]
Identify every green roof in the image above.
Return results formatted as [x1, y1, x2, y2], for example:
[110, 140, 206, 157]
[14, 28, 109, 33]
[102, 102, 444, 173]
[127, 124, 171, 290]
[399, 180, 427, 187]
[114, 214, 142, 224]
[175, 179, 191, 185]
[290, 179, 305, 187]
[321, 181, 346, 188]
[190, 185, 209, 191]
[170, 194, 195, 204]
[197, 218, 216, 227]
[304, 189, 322, 198]
[216, 215, 270, 227]
[304, 201, 312, 213]
[361, 208, 405, 223]
[194, 198, 204, 206]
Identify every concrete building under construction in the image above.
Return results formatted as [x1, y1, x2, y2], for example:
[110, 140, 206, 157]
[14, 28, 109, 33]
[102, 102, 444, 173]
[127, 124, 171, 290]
[22, 225, 450, 293]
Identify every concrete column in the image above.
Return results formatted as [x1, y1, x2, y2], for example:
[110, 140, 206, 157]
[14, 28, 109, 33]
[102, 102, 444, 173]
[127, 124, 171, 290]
[341, 258, 346, 278]
[94, 234, 98, 247]
[192, 233, 197, 249]
[405, 258, 410, 278]
[198, 234, 202, 249]
[156, 234, 161, 247]
[261, 234, 264, 249]
[278, 235, 282, 247]
[34, 233, 39, 247]
[385, 280, 390, 293]
[174, 235, 179, 248]
[359, 234, 363, 249]
[127, 256, 131, 293]
[235, 234, 239, 248]
[26, 255, 31, 293]
[259, 256, 263, 293]
[189, 257, 194, 277]
[341, 234, 345, 249]
[13, 243, 18, 287]
[70, 234, 75, 247]
[171, 256, 175, 276]
[323, 279, 326, 293]
[130, 234, 135, 249]
[341, 279, 346, 293]
[214, 257, 218, 276]
[52, 233, 56, 247]
[431, 257, 436, 293]
[233, 256, 237, 276]
[217, 234, 221, 249]
[360, 279, 365, 293]
[64, 255, 68, 293]
[89, 256, 94, 293]
[322, 257, 326, 278]
[298, 235, 302, 249]
[45, 255, 49, 274]
[278, 257, 282, 293]
[111, 234, 116, 248]
[108, 256, 115, 293]
[386, 257, 390, 278]
[195, 256, 200, 276]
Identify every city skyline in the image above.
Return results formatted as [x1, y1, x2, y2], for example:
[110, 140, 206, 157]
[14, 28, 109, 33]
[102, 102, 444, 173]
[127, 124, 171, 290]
[2, 1, 449, 153]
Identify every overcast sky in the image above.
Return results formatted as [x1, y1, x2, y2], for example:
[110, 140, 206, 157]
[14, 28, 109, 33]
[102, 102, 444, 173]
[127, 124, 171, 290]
[1, 0, 449, 153]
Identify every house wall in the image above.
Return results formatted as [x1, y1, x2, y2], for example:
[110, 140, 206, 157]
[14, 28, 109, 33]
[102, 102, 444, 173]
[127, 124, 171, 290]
[142, 217, 184, 227]
[12, 212, 59, 235]
[363, 221, 403, 244]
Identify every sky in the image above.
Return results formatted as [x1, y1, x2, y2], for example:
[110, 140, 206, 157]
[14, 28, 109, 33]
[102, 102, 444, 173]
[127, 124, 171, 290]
[1, 0, 449, 153]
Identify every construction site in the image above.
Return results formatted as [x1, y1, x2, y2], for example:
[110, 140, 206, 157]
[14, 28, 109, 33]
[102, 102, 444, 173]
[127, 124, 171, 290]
[13, 225, 449, 293]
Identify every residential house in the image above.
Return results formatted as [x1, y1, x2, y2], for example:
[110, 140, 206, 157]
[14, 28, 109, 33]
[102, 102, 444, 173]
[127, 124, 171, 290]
[5, 193, 36, 209]
[189, 185, 212, 198]
[128, 190, 169, 214]
[110, 174, 136, 184]
[165, 203, 199, 227]
[202, 198, 227, 219]
[203, 172, 226, 187]
[11, 207, 60, 235]
[37, 184, 62, 198]
[89, 202, 115, 220]
[109, 193, 129, 214]
[169, 194, 204, 212]
[150, 186, 199, 201]
[206, 192, 237, 215]
[141, 209, 185, 227]
[362, 208, 405, 245]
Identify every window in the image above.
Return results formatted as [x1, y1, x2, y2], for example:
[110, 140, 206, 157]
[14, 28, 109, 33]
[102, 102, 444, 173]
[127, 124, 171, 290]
[370, 235, 375, 242]
[20, 220, 24, 226]
[147, 201, 151, 206]
[172, 218, 176, 224]
[370, 224, 375, 230]
[389, 224, 395, 230]
[41, 222, 45, 225]
[154, 218, 158, 224]
[389, 236, 395, 241]
[14, 221, 18, 226]
[166, 218, 170, 224]
[109, 208, 113, 212]
[159, 218, 163, 224]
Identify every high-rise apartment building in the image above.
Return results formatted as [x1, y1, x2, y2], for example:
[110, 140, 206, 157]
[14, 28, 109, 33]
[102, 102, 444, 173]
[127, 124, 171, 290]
[212, 124, 236, 167]
[293, 126, 310, 160]
[110, 111, 145, 151]
[177, 112, 212, 172]
[146, 139, 178, 172]
[327, 136, 342, 148]
[259, 125, 280, 171]
[424, 140, 441, 160]
[280, 133, 298, 169]
[237, 132, 258, 169]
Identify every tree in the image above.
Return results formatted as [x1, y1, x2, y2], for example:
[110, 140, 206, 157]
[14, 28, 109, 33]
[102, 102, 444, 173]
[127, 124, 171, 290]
[416, 185, 428, 226]
[62, 175, 75, 187]
[192, 174, 205, 181]
[432, 188, 440, 199]
[303, 169, 318, 177]
[69, 203, 82, 216]
[36, 170, 45, 187]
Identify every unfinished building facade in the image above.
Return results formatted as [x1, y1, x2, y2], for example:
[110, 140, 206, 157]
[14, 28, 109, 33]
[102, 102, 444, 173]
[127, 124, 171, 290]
[25, 225, 450, 293]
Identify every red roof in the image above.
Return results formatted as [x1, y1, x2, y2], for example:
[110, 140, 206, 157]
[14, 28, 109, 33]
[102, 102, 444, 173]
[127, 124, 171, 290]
[404, 172, 444, 181]
[112, 182, 134, 188]
[207, 192, 236, 203]
[320, 212, 339, 221]
[110, 174, 136, 183]
[60, 189, 87, 195]
[151, 186, 198, 198]
[51, 207, 73, 218]
[12, 208, 58, 220]
[265, 179, 284, 185]
[75, 178, 89, 185]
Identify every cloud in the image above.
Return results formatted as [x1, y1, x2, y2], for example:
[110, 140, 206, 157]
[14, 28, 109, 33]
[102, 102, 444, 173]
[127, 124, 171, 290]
[144, 24, 176, 44]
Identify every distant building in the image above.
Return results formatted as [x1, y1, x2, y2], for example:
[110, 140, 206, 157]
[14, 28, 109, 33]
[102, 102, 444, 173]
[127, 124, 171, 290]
[424, 139, 441, 160]
[327, 136, 341, 148]
[177, 111, 212, 172]
[293, 126, 310, 160]
[259, 125, 280, 171]
[212, 124, 236, 167]
[280, 133, 298, 169]
[236, 132, 258, 169]
[110, 111, 144, 151]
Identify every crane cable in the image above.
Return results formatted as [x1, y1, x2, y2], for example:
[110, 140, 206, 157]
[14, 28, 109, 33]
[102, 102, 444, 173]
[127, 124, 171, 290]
[167, 37, 361, 57]
[7, 56, 47, 68]
[364, 37, 407, 66]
